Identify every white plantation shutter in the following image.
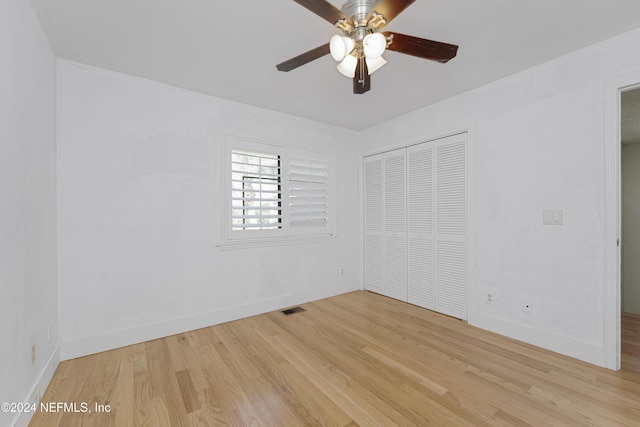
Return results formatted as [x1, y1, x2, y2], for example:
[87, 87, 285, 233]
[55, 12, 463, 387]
[435, 136, 467, 320]
[288, 157, 329, 228]
[231, 150, 281, 230]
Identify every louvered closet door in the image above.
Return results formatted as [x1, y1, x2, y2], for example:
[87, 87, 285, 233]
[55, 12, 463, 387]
[407, 143, 435, 310]
[364, 154, 385, 293]
[384, 149, 407, 301]
[435, 134, 468, 320]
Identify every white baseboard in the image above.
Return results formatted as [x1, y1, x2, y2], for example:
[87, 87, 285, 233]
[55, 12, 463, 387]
[60, 282, 358, 360]
[471, 312, 606, 367]
[12, 346, 60, 427]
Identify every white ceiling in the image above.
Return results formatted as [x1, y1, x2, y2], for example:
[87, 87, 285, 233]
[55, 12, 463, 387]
[32, 0, 640, 130]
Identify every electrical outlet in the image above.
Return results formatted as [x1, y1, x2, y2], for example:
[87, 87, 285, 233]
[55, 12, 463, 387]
[31, 344, 36, 365]
[340, 267, 344, 275]
[486, 293, 494, 304]
[521, 300, 534, 313]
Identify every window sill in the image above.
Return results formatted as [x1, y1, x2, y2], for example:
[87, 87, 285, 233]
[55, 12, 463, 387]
[216, 234, 336, 250]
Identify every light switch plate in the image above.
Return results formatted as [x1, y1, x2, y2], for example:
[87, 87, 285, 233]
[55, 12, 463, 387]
[543, 209, 563, 225]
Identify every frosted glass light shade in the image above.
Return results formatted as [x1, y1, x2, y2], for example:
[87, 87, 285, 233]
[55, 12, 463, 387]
[363, 32, 386, 59]
[330, 35, 355, 61]
[366, 56, 387, 74]
[337, 54, 358, 78]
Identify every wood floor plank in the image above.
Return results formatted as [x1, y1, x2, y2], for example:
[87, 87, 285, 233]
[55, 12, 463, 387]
[30, 291, 640, 426]
[175, 370, 201, 414]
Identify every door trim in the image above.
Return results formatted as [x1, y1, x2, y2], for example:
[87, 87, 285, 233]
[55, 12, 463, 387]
[604, 70, 640, 370]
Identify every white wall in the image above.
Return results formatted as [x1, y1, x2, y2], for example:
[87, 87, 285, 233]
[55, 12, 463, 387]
[57, 60, 360, 359]
[0, 0, 58, 426]
[622, 144, 640, 314]
[359, 28, 640, 367]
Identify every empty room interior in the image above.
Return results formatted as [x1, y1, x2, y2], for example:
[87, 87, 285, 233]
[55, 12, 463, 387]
[6, 0, 640, 426]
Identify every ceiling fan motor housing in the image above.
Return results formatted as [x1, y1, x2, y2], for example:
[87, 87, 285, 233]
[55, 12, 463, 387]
[341, 0, 380, 23]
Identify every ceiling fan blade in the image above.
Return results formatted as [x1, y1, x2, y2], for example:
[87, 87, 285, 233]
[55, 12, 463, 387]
[383, 32, 458, 63]
[367, 0, 415, 28]
[353, 57, 371, 94]
[276, 43, 330, 72]
[293, 0, 350, 25]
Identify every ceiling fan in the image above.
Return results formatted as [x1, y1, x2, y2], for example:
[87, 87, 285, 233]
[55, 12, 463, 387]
[276, 0, 458, 94]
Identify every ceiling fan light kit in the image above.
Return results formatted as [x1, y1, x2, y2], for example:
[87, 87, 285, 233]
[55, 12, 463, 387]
[363, 32, 387, 59]
[337, 54, 358, 77]
[276, 0, 459, 94]
[329, 34, 354, 61]
[366, 55, 387, 74]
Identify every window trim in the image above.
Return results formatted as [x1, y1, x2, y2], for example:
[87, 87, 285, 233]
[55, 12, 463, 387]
[219, 134, 336, 249]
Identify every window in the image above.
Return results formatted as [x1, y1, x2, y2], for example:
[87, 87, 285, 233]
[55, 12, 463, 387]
[231, 150, 281, 230]
[223, 135, 334, 245]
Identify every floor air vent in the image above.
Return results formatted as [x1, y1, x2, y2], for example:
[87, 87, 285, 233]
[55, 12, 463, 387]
[281, 307, 306, 315]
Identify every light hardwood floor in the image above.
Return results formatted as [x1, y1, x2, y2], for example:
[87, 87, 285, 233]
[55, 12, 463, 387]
[622, 312, 640, 374]
[31, 291, 640, 426]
